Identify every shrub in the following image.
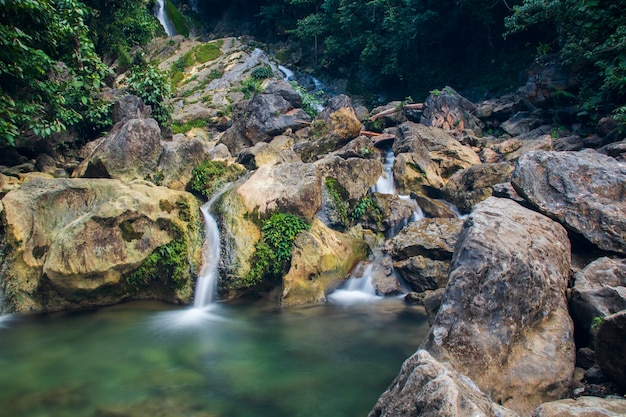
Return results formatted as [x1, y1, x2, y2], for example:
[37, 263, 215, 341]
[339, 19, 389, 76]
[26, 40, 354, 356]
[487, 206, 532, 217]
[190, 160, 244, 198]
[251, 66, 274, 80]
[126, 60, 172, 128]
[245, 213, 310, 286]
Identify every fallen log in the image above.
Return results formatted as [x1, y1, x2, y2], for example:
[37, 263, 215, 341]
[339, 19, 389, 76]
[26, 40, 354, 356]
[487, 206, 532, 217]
[369, 103, 424, 121]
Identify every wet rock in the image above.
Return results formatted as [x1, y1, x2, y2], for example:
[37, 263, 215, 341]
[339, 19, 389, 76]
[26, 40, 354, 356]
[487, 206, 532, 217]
[1, 177, 202, 313]
[596, 310, 626, 389]
[364, 193, 416, 234]
[236, 161, 322, 221]
[423, 197, 574, 416]
[314, 155, 382, 200]
[569, 257, 626, 344]
[599, 140, 626, 161]
[368, 349, 519, 417]
[334, 135, 377, 160]
[412, 195, 456, 218]
[531, 396, 626, 417]
[423, 288, 445, 325]
[368, 256, 404, 296]
[576, 347, 596, 370]
[584, 365, 608, 384]
[421, 86, 484, 134]
[370, 101, 407, 127]
[442, 162, 515, 214]
[281, 219, 368, 306]
[74, 118, 163, 183]
[512, 150, 626, 255]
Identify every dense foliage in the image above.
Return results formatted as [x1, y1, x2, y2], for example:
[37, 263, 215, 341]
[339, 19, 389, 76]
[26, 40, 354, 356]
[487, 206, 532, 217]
[246, 213, 310, 287]
[0, 0, 161, 146]
[505, 0, 626, 119]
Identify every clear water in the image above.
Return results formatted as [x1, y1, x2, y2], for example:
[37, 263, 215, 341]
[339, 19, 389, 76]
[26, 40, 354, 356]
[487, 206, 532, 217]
[0, 300, 427, 417]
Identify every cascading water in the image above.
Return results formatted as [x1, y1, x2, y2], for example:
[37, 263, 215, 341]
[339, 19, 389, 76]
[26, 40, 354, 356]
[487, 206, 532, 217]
[194, 199, 222, 308]
[329, 147, 421, 305]
[155, 0, 177, 37]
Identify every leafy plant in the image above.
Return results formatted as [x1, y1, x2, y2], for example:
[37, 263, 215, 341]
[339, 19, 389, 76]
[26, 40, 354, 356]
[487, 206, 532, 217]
[251, 66, 274, 80]
[240, 77, 263, 99]
[324, 177, 348, 226]
[290, 81, 324, 118]
[350, 196, 382, 225]
[125, 226, 190, 292]
[245, 213, 310, 286]
[190, 160, 244, 198]
[126, 58, 172, 128]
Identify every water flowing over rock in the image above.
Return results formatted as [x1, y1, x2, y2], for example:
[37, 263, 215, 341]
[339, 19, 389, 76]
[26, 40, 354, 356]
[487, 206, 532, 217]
[596, 310, 626, 389]
[368, 349, 519, 417]
[392, 122, 481, 195]
[421, 86, 484, 134]
[569, 257, 626, 344]
[531, 396, 626, 417]
[236, 161, 322, 221]
[281, 219, 369, 306]
[422, 197, 574, 416]
[1, 177, 201, 313]
[512, 150, 626, 255]
[383, 218, 463, 293]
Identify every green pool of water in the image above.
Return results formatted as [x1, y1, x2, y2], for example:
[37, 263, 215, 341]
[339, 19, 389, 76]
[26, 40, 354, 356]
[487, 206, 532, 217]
[0, 299, 428, 417]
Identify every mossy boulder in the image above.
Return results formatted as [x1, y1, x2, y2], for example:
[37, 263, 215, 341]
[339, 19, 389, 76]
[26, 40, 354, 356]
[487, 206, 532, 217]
[281, 218, 369, 306]
[0, 177, 202, 313]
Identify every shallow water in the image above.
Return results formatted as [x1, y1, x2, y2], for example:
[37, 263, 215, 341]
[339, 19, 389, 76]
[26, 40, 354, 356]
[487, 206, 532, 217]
[0, 299, 428, 417]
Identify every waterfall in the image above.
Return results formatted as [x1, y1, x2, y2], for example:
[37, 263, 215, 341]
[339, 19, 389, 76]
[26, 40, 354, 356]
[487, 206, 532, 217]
[155, 0, 177, 37]
[327, 263, 382, 306]
[193, 191, 225, 308]
[278, 65, 295, 82]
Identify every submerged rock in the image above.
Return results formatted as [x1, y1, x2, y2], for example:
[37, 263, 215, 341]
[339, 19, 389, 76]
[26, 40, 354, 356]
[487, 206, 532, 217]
[422, 197, 574, 416]
[512, 150, 626, 255]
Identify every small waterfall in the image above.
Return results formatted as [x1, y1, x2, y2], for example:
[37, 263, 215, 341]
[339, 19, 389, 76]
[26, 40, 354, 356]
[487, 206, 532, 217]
[155, 0, 177, 37]
[194, 191, 225, 308]
[374, 148, 397, 195]
[278, 65, 295, 82]
[327, 263, 382, 306]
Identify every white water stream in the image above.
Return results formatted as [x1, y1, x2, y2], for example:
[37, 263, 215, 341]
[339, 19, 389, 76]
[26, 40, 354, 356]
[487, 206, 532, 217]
[155, 0, 177, 37]
[329, 148, 422, 305]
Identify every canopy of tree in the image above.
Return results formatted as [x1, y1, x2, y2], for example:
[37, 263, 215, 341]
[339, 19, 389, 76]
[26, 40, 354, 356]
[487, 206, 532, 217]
[0, 0, 159, 146]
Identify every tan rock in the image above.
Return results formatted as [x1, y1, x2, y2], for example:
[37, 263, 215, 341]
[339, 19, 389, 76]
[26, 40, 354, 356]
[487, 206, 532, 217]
[281, 219, 368, 306]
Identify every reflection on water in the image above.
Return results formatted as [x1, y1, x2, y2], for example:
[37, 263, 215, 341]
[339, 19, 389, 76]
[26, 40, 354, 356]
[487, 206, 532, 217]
[0, 300, 427, 417]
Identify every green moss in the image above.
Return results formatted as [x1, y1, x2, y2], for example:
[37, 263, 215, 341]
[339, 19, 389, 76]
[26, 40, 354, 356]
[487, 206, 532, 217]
[245, 213, 310, 287]
[165, 0, 190, 37]
[171, 118, 209, 134]
[324, 177, 348, 227]
[194, 41, 223, 64]
[190, 160, 244, 198]
[170, 70, 184, 87]
[119, 220, 143, 242]
[125, 226, 190, 293]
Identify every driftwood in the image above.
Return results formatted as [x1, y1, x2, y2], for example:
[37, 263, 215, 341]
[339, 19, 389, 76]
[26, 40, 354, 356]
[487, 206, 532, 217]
[369, 103, 424, 121]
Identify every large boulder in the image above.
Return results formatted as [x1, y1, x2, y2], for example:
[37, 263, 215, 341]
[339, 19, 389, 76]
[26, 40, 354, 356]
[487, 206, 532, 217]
[596, 310, 626, 389]
[512, 150, 626, 255]
[368, 349, 519, 417]
[219, 91, 311, 155]
[74, 118, 163, 183]
[293, 95, 362, 162]
[281, 218, 369, 306]
[214, 187, 262, 298]
[158, 137, 214, 190]
[236, 161, 322, 221]
[442, 162, 515, 214]
[531, 396, 626, 417]
[1, 177, 202, 313]
[421, 86, 484, 134]
[569, 257, 626, 344]
[383, 218, 463, 293]
[423, 197, 574, 416]
[392, 122, 481, 195]
[314, 155, 382, 201]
